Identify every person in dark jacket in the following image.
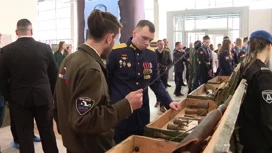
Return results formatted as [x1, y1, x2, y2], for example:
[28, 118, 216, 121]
[0, 19, 58, 153]
[163, 38, 172, 87]
[218, 39, 234, 76]
[192, 40, 202, 90]
[154, 40, 172, 112]
[197, 35, 213, 84]
[238, 30, 272, 153]
[173, 42, 186, 96]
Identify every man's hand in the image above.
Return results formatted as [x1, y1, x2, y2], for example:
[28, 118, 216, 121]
[125, 89, 143, 110]
[169, 102, 181, 111]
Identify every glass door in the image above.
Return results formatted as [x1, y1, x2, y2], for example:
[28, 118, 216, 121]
[185, 30, 226, 48]
[206, 31, 227, 48]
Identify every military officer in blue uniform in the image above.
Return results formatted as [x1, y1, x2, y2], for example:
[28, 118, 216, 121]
[197, 35, 213, 84]
[231, 38, 243, 66]
[238, 30, 272, 153]
[107, 20, 180, 144]
[241, 37, 249, 53]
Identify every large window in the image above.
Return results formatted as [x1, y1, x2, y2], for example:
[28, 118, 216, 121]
[171, 11, 241, 46]
[144, 0, 154, 23]
[158, 0, 272, 38]
[37, 0, 73, 50]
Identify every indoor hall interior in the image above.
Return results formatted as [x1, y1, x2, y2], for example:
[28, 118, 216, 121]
[1, 0, 272, 153]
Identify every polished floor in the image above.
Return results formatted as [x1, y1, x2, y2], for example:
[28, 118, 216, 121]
[0, 81, 188, 153]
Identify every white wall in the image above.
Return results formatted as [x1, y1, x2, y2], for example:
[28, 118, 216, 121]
[249, 9, 272, 34]
[0, 0, 37, 43]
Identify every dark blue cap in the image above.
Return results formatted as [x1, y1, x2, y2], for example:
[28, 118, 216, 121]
[250, 30, 272, 43]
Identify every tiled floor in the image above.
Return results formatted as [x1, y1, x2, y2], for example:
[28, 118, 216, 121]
[0, 81, 188, 153]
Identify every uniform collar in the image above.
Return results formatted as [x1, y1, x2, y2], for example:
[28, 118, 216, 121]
[84, 43, 100, 56]
[18, 35, 32, 38]
[126, 37, 140, 52]
[78, 44, 105, 68]
[16, 37, 34, 41]
[255, 58, 267, 67]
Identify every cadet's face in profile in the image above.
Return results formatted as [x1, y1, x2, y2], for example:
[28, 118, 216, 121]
[163, 40, 168, 46]
[203, 39, 210, 47]
[133, 26, 154, 51]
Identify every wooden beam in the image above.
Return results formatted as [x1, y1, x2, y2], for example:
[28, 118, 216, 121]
[203, 79, 247, 153]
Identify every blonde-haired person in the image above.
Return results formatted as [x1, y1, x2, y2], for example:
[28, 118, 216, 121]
[238, 30, 272, 153]
[217, 39, 234, 76]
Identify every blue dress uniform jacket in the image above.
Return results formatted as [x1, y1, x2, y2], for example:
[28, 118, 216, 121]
[218, 50, 234, 76]
[197, 46, 213, 84]
[231, 46, 241, 66]
[107, 38, 173, 131]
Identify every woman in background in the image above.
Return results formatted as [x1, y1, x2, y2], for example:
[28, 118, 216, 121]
[217, 39, 234, 76]
[54, 41, 68, 68]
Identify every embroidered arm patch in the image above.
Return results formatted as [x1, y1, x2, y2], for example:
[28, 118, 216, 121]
[76, 97, 95, 115]
[262, 90, 272, 104]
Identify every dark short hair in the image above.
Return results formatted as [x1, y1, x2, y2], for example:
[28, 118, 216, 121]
[209, 44, 214, 50]
[157, 40, 163, 43]
[203, 35, 210, 41]
[223, 36, 229, 40]
[175, 42, 181, 47]
[194, 40, 202, 49]
[135, 20, 155, 33]
[17, 19, 32, 33]
[243, 37, 248, 43]
[87, 9, 122, 41]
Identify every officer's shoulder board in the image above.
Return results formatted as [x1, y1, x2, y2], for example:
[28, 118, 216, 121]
[112, 43, 127, 50]
[146, 46, 155, 52]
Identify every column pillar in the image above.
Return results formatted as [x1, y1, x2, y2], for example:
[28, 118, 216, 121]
[77, 0, 85, 46]
[118, 0, 145, 42]
[154, 0, 159, 40]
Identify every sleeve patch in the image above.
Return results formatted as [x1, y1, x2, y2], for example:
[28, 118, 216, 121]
[262, 90, 272, 104]
[200, 51, 204, 55]
[76, 97, 95, 115]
